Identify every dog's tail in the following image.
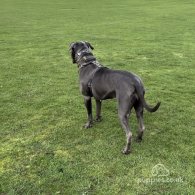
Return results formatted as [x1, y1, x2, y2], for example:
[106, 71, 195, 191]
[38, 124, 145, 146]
[135, 84, 161, 112]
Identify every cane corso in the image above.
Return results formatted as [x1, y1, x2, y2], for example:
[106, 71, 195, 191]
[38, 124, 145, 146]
[69, 41, 160, 154]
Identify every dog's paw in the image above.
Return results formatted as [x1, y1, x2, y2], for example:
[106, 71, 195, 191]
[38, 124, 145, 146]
[95, 116, 102, 122]
[121, 148, 131, 155]
[135, 137, 142, 143]
[83, 122, 93, 129]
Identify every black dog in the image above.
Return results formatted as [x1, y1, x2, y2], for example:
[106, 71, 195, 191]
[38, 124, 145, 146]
[69, 41, 160, 154]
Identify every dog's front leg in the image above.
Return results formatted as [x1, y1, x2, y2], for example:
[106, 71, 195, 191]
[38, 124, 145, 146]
[95, 99, 102, 122]
[83, 96, 93, 128]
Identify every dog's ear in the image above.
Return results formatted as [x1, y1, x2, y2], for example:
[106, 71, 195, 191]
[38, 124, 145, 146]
[69, 42, 76, 64]
[85, 41, 94, 50]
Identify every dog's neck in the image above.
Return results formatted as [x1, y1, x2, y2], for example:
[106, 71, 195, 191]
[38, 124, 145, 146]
[78, 62, 102, 86]
[78, 56, 102, 81]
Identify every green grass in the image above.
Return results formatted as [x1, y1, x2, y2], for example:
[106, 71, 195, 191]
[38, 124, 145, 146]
[0, 0, 195, 194]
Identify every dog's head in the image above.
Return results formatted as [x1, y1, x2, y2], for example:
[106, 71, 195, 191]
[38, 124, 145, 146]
[69, 41, 94, 64]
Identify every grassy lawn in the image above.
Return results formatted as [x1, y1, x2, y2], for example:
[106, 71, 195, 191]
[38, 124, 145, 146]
[0, 0, 195, 194]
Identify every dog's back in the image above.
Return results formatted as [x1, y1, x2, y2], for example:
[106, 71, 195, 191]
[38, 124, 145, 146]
[91, 67, 142, 100]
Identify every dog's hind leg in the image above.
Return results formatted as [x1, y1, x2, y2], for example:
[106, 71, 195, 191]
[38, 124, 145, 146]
[118, 96, 133, 154]
[134, 100, 145, 142]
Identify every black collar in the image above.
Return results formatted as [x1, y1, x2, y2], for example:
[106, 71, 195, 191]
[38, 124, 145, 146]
[78, 60, 102, 69]
[76, 49, 98, 68]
